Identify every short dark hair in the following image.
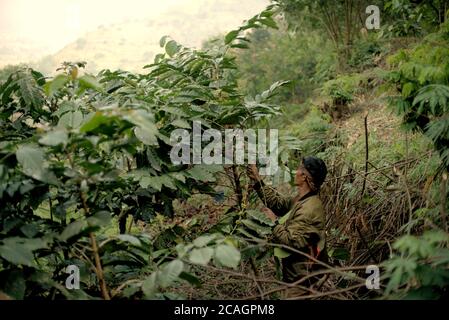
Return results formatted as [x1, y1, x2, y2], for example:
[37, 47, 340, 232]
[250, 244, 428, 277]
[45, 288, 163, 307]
[302, 156, 327, 189]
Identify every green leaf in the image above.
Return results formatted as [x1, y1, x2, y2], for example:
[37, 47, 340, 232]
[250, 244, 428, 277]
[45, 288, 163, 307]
[172, 119, 191, 129]
[189, 247, 214, 265]
[246, 209, 275, 226]
[187, 165, 222, 182]
[17, 71, 45, 109]
[422, 230, 449, 244]
[16, 144, 44, 178]
[44, 74, 70, 97]
[193, 234, 217, 247]
[58, 110, 84, 129]
[142, 272, 158, 298]
[240, 219, 272, 236]
[402, 82, 415, 98]
[159, 35, 169, 48]
[78, 74, 103, 92]
[274, 247, 291, 259]
[0, 242, 34, 266]
[225, 30, 239, 44]
[175, 243, 194, 258]
[39, 129, 68, 146]
[328, 247, 350, 261]
[116, 234, 141, 246]
[159, 259, 184, 287]
[179, 271, 201, 287]
[165, 40, 180, 57]
[87, 211, 111, 227]
[214, 244, 241, 268]
[140, 176, 162, 191]
[259, 17, 278, 29]
[0, 237, 48, 267]
[59, 220, 87, 241]
[134, 127, 158, 145]
[230, 43, 250, 49]
[80, 112, 110, 132]
[139, 175, 176, 191]
[16, 144, 57, 184]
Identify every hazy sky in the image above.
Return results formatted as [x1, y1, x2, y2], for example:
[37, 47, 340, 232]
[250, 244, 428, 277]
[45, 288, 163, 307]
[0, 0, 188, 51]
[0, 0, 269, 69]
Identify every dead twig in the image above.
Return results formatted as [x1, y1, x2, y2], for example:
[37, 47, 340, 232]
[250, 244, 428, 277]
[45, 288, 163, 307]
[360, 111, 369, 198]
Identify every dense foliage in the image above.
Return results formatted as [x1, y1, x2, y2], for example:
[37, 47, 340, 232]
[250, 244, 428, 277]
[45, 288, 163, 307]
[0, 1, 448, 300]
[0, 7, 295, 299]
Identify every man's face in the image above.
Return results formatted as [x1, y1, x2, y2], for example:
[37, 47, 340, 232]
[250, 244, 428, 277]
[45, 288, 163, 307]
[294, 165, 308, 187]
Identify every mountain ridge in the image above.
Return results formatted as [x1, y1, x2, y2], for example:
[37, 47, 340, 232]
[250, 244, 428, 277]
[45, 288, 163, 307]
[28, 0, 269, 75]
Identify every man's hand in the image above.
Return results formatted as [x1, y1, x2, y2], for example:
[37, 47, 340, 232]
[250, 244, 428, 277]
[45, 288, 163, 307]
[247, 164, 261, 182]
[261, 207, 277, 223]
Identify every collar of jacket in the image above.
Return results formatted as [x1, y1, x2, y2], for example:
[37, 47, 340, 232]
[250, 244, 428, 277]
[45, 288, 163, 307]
[297, 190, 318, 203]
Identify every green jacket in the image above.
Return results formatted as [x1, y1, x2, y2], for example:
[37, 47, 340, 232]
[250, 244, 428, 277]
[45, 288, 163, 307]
[254, 181, 327, 282]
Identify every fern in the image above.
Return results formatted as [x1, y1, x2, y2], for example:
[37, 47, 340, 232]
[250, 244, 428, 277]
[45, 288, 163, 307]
[15, 69, 45, 110]
[413, 84, 449, 115]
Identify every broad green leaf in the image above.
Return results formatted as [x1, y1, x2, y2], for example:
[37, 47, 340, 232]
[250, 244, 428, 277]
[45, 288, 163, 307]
[246, 209, 275, 226]
[0, 242, 34, 266]
[135, 127, 158, 145]
[139, 175, 176, 191]
[159, 35, 169, 48]
[259, 17, 278, 29]
[142, 272, 158, 298]
[17, 72, 45, 108]
[116, 234, 142, 246]
[59, 220, 87, 241]
[193, 234, 217, 247]
[214, 244, 241, 269]
[402, 82, 414, 98]
[0, 241, 34, 266]
[87, 211, 111, 227]
[187, 165, 222, 182]
[274, 247, 291, 259]
[225, 30, 239, 44]
[422, 230, 449, 244]
[44, 74, 70, 97]
[231, 43, 250, 49]
[236, 227, 261, 240]
[39, 129, 68, 146]
[159, 259, 184, 287]
[240, 219, 272, 236]
[80, 112, 110, 132]
[328, 247, 350, 261]
[169, 172, 186, 183]
[179, 271, 201, 287]
[0, 237, 47, 267]
[16, 144, 44, 179]
[58, 110, 84, 129]
[16, 144, 57, 184]
[140, 176, 162, 191]
[78, 74, 103, 92]
[172, 119, 191, 129]
[189, 247, 214, 265]
[175, 243, 194, 258]
[165, 40, 180, 57]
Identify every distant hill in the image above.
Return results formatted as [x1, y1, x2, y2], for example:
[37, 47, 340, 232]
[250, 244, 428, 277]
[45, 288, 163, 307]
[30, 0, 269, 75]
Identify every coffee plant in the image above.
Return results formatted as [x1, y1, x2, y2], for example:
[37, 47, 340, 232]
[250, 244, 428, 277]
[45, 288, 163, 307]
[0, 5, 295, 299]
